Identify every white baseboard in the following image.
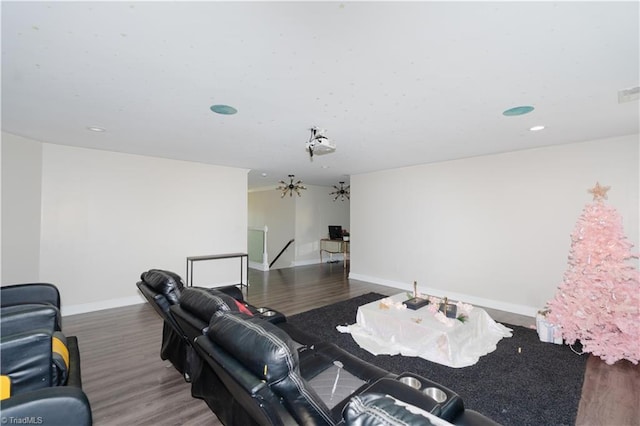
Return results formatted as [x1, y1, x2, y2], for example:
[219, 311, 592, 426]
[62, 270, 535, 318]
[62, 294, 146, 317]
[293, 255, 346, 267]
[293, 259, 319, 267]
[348, 272, 537, 318]
[61, 278, 246, 316]
[249, 260, 269, 271]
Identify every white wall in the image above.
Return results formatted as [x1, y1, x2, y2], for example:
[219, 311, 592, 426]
[294, 185, 350, 265]
[248, 184, 350, 268]
[1, 134, 43, 284]
[350, 134, 639, 317]
[2, 134, 249, 315]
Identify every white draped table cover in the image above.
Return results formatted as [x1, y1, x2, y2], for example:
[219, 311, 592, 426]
[340, 293, 512, 368]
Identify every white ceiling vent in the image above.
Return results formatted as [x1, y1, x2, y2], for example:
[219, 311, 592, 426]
[618, 86, 640, 103]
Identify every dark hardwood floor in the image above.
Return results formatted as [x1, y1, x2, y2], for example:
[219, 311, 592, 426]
[63, 263, 639, 426]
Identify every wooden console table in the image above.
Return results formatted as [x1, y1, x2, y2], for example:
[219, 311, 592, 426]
[186, 253, 249, 293]
[320, 239, 350, 269]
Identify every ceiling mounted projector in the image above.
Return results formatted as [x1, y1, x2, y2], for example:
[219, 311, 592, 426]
[306, 127, 336, 158]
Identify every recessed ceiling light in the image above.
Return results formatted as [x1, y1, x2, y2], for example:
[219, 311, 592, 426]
[529, 125, 545, 132]
[503, 106, 535, 116]
[87, 126, 106, 132]
[210, 104, 238, 115]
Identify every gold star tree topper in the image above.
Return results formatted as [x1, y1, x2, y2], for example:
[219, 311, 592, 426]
[588, 182, 610, 202]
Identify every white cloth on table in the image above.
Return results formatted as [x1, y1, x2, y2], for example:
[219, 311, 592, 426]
[338, 293, 512, 368]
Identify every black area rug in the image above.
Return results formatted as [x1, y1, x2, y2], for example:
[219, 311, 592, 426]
[288, 293, 587, 426]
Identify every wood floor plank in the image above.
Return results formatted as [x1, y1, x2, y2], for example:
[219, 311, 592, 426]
[61, 262, 637, 425]
[575, 356, 640, 426]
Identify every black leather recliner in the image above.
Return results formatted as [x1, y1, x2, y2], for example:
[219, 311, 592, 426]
[0, 283, 92, 426]
[136, 269, 192, 378]
[169, 285, 294, 424]
[196, 311, 392, 425]
[138, 269, 500, 426]
[196, 310, 500, 426]
[136, 269, 249, 380]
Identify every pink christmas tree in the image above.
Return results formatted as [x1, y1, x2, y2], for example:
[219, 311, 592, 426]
[547, 183, 639, 365]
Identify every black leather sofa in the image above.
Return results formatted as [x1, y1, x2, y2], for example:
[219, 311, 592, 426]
[138, 269, 500, 426]
[0, 283, 92, 426]
[136, 269, 247, 381]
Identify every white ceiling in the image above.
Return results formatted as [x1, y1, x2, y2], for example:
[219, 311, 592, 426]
[2, 1, 638, 189]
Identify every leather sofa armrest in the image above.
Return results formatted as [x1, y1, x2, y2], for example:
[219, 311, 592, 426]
[342, 390, 453, 426]
[137, 281, 186, 336]
[304, 342, 390, 383]
[395, 373, 465, 422]
[383, 375, 499, 426]
[194, 336, 298, 425]
[65, 336, 83, 388]
[0, 283, 60, 310]
[169, 304, 208, 342]
[275, 322, 319, 345]
[195, 336, 269, 395]
[0, 386, 92, 426]
[1, 305, 60, 335]
[354, 378, 442, 416]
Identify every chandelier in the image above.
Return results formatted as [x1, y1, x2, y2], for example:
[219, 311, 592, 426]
[277, 174, 307, 198]
[330, 181, 350, 201]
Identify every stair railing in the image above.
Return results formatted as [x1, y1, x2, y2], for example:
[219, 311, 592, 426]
[270, 239, 294, 269]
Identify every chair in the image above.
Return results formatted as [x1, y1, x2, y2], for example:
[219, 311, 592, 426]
[169, 286, 290, 424]
[136, 269, 248, 380]
[136, 269, 191, 378]
[0, 284, 92, 426]
[196, 311, 392, 425]
[196, 311, 500, 426]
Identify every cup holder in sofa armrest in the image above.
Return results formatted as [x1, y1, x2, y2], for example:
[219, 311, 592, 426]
[255, 307, 286, 324]
[396, 373, 465, 422]
[356, 378, 442, 416]
[397, 377, 447, 404]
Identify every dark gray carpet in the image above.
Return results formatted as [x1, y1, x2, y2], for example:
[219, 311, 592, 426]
[288, 292, 587, 426]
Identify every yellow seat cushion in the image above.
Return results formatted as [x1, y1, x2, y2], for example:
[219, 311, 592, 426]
[52, 335, 69, 370]
[1, 375, 11, 400]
